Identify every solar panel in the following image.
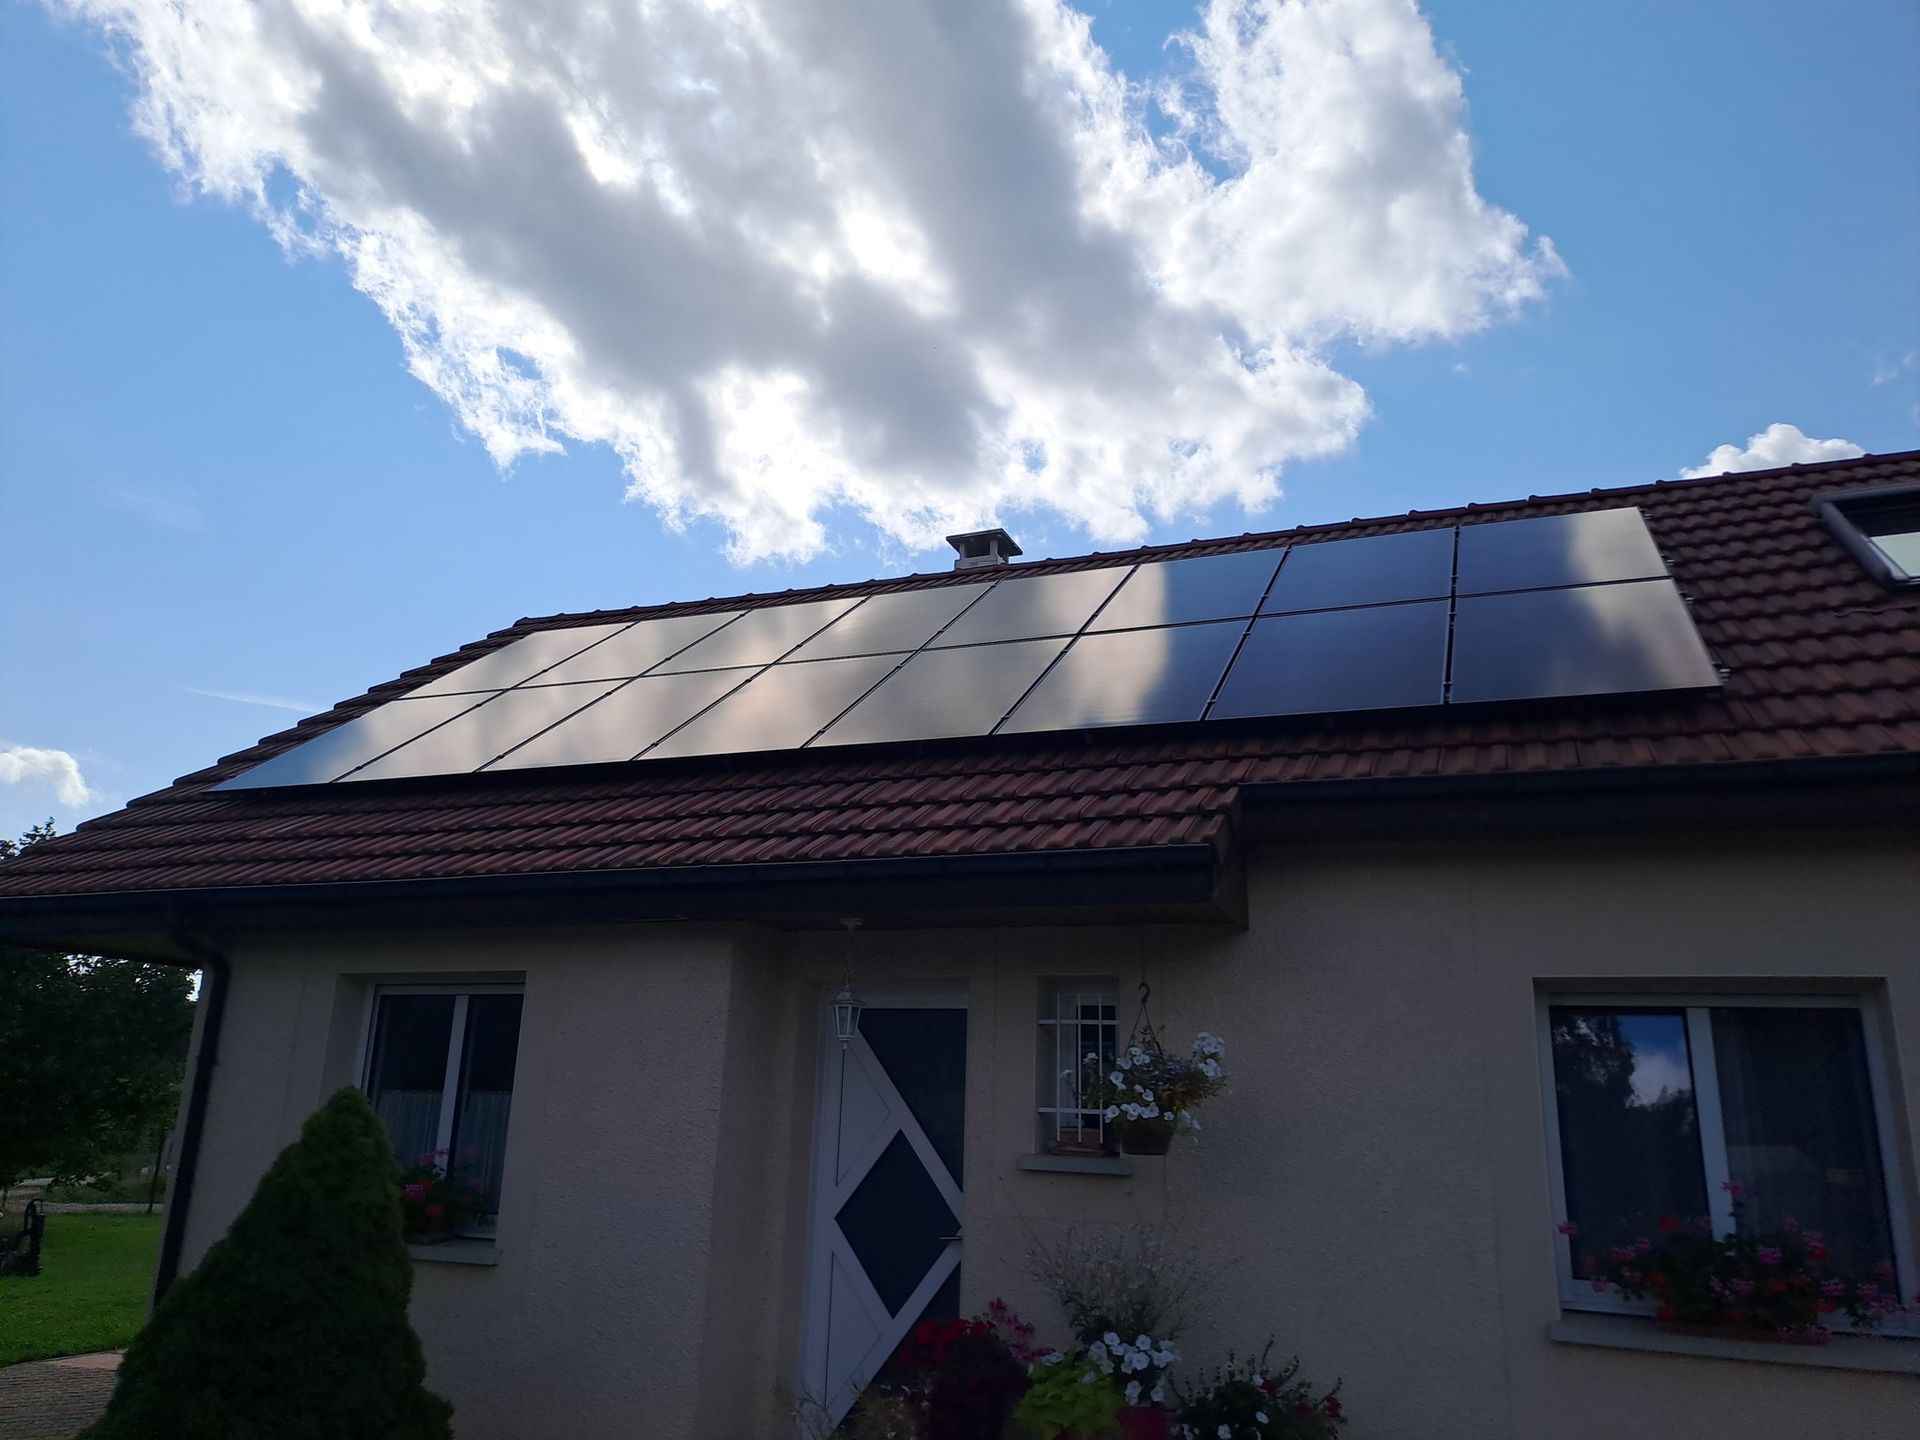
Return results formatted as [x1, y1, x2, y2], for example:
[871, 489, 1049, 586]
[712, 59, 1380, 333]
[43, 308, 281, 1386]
[481, 669, 754, 772]
[812, 638, 1069, 747]
[999, 622, 1245, 733]
[216, 693, 493, 789]
[646, 654, 900, 758]
[524, 611, 742, 686]
[1260, 529, 1454, 614]
[219, 506, 1717, 788]
[1449, 579, 1716, 703]
[405, 624, 630, 696]
[346, 679, 627, 782]
[1088, 550, 1284, 632]
[650, 597, 861, 672]
[929, 568, 1131, 648]
[785, 585, 991, 661]
[1455, 509, 1666, 595]
[1210, 602, 1449, 718]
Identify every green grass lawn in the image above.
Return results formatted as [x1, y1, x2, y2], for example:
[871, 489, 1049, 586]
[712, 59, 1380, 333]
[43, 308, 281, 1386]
[0, 1213, 162, 1365]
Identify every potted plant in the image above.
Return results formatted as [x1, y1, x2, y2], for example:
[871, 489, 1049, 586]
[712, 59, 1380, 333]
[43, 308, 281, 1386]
[1085, 1033, 1227, 1156]
[1172, 1343, 1344, 1439]
[876, 1302, 1037, 1440]
[1573, 1198, 1903, 1342]
[1011, 1352, 1122, 1440]
[398, 1151, 486, 1244]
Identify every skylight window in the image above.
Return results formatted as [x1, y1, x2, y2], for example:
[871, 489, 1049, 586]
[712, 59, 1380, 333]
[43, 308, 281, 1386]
[1817, 485, 1920, 588]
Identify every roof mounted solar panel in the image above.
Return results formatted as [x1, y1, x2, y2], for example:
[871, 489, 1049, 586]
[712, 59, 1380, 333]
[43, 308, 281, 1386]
[785, 584, 991, 661]
[215, 693, 494, 789]
[1455, 508, 1666, 595]
[646, 653, 900, 758]
[650, 597, 861, 672]
[345, 679, 627, 782]
[525, 611, 743, 686]
[813, 637, 1069, 747]
[999, 622, 1244, 734]
[1088, 550, 1284, 632]
[1211, 602, 1449, 718]
[929, 568, 1131, 648]
[1450, 579, 1716, 703]
[483, 669, 754, 772]
[1260, 529, 1454, 614]
[405, 623, 631, 697]
[214, 505, 1717, 789]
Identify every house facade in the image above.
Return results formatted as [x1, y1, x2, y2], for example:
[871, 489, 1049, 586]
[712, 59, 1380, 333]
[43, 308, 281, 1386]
[4, 451, 1919, 1438]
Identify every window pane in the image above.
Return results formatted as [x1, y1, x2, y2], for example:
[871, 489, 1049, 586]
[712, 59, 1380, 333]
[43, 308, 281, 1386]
[367, 994, 455, 1169]
[1712, 1007, 1895, 1287]
[451, 994, 523, 1215]
[1550, 1008, 1709, 1276]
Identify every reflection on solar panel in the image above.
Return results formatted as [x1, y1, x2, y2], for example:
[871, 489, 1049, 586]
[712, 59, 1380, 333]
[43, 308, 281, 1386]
[213, 506, 1714, 789]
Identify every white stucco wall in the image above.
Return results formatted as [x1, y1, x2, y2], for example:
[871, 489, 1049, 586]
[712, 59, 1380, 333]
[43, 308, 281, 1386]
[175, 830, 1920, 1438]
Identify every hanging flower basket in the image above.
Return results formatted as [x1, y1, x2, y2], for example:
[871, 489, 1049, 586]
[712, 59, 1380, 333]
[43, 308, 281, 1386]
[1110, 1117, 1176, 1156]
[1083, 984, 1228, 1155]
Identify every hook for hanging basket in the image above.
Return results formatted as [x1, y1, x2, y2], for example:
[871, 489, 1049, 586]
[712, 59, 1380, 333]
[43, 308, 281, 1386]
[1128, 978, 1164, 1054]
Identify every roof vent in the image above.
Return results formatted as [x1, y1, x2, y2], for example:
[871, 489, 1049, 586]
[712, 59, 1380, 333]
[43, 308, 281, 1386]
[946, 527, 1023, 571]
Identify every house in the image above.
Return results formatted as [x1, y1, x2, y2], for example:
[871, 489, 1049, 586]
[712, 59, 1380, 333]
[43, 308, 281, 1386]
[3, 450, 1918, 1439]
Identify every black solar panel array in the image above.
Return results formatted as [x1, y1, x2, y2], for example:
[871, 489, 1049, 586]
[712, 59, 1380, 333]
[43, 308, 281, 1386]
[216, 507, 1718, 789]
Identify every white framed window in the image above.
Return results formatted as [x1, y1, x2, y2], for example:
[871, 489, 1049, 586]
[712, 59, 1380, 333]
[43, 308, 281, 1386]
[1538, 992, 1914, 1325]
[362, 984, 524, 1230]
[1037, 980, 1118, 1151]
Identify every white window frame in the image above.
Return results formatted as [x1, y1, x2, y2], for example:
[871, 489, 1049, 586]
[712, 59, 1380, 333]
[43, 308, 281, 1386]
[1036, 979, 1120, 1150]
[359, 982, 525, 1234]
[1537, 990, 1916, 1332]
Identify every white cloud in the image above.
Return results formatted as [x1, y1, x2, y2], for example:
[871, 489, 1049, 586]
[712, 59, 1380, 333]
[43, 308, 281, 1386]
[0, 744, 101, 809]
[181, 686, 322, 714]
[1679, 422, 1866, 480]
[1871, 350, 1916, 387]
[65, 0, 1560, 561]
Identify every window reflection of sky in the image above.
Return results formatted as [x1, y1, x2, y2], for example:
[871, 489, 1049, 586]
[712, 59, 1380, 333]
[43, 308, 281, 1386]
[1617, 1012, 1694, 1108]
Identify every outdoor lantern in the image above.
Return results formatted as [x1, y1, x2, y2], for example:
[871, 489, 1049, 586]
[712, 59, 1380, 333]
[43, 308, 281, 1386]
[834, 917, 865, 1046]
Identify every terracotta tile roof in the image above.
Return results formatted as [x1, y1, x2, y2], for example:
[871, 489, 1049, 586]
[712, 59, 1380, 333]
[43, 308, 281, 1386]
[4, 450, 1919, 902]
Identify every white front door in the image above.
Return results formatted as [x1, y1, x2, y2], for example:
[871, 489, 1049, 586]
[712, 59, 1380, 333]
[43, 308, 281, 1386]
[801, 999, 967, 1426]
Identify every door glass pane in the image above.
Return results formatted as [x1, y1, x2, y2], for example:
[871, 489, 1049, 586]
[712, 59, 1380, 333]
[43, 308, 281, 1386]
[859, 1009, 967, 1183]
[1712, 1007, 1896, 1287]
[366, 994, 455, 1168]
[451, 994, 523, 1216]
[1549, 1008, 1709, 1278]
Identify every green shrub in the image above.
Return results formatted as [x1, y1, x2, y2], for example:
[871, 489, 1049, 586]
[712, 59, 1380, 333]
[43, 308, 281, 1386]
[80, 1087, 452, 1440]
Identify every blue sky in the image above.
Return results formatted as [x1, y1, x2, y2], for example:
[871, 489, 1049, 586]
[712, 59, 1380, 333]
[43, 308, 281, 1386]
[2, 0, 1916, 838]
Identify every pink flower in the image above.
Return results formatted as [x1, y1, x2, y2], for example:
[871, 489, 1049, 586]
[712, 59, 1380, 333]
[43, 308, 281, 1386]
[1555, 1221, 1579, 1237]
[1730, 1279, 1755, 1297]
[1634, 1237, 1654, 1255]
[1589, 1279, 1610, 1293]
[1757, 1246, 1783, 1267]
[1820, 1281, 1847, 1299]
[1720, 1179, 1744, 1198]
[1875, 1261, 1896, 1278]
[403, 1182, 427, 1201]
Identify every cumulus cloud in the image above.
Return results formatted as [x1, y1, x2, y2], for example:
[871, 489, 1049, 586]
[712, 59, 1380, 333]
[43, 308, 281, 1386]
[0, 744, 100, 809]
[1680, 423, 1866, 480]
[67, 0, 1560, 561]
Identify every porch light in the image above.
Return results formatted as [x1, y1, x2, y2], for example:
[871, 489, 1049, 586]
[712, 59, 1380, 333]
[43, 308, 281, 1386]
[834, 917, 865, 1046]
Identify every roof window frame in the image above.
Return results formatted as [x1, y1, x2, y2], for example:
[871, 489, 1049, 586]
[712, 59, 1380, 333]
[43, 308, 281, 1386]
[1813, 483, 1920, 590]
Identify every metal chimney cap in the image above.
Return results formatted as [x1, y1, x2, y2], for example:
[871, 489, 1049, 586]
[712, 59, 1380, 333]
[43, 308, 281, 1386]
[945, 528, 1023, 570]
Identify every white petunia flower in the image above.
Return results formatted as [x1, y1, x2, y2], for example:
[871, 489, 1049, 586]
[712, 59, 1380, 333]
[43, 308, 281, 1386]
[1089, 1341, 1110, 1366]
[1218, 1427, 1232, 1439]
[1125, 1379, 1142, 1405]
[1150, 1385, 1165, 1403]
[1042, 1350, 1065, 1366]
[1103, 1332, 1121, 1348]
[1255, 1413, 1269, 1425]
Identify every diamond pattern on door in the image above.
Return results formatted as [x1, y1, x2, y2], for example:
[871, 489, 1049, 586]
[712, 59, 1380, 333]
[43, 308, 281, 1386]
[804, 1005, 966, 1427]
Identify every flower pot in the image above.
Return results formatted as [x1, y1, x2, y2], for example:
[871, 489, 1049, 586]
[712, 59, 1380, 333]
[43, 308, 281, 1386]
[1115, 1403, 1170, 1440]
[1111, 1118, 1175, 1156]
[1656, 1320, 1832, 1346]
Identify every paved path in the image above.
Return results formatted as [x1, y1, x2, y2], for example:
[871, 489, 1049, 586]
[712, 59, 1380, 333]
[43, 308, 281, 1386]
[0, 1354, 121, 1439]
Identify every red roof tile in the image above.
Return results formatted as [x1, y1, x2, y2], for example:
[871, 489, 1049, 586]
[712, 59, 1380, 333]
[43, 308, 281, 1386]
[4, 451, 1919, 902]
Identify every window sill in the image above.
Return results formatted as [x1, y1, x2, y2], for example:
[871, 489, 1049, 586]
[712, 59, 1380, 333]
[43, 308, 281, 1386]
[1550, 1313, 1920, 1374]
[1017, 1154, 1135, 1177]
[407, 1237, 500, 1266]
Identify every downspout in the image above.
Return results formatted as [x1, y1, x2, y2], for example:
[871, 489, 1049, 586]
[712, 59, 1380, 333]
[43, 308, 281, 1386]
[150, 931, 231, 1305]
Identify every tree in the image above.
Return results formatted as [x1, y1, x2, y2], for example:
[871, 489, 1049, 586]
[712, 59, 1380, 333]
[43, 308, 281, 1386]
[81, 1087, 454, 1440]
[0, 823, 196, 1186]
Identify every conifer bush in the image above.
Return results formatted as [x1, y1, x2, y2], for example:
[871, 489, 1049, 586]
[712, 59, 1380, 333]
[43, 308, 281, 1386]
[81, 1087, 453, 1440]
